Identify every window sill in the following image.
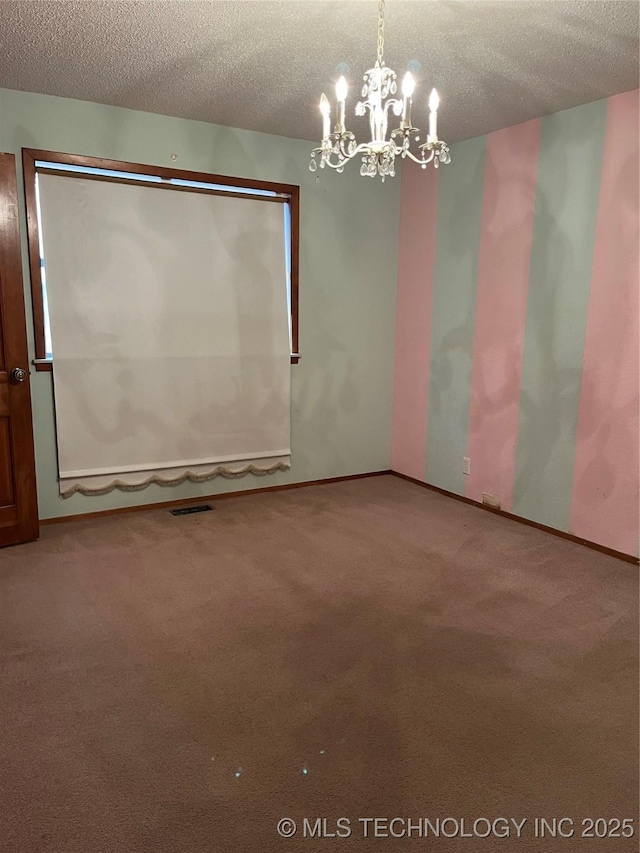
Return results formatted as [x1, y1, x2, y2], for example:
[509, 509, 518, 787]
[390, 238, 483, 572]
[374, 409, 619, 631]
[35, 357, 300, 371]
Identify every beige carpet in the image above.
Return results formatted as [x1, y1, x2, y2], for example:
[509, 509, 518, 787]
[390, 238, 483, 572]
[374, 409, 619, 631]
[0, 475, 637, 852]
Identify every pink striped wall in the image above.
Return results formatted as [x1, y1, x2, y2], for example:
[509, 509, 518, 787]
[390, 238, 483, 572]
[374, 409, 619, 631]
[391, 163, 438, 479]
[465, 119, 541, 510]
[569, 90, 640, 555]
[392, 91, 639, 557]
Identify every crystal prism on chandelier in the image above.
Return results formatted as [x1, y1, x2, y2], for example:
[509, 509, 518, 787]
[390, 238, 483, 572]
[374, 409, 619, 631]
[310, 0, 451, 180]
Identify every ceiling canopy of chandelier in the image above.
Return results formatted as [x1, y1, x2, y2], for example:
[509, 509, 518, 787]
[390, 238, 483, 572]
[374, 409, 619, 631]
[310, 0, 451, 181]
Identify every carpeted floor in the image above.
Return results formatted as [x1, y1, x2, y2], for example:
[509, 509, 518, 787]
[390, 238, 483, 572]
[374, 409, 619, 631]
[0, 475, 637, 852]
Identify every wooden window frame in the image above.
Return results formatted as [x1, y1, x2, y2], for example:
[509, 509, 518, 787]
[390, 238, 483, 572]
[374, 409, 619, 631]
[22, 148, 300, 370]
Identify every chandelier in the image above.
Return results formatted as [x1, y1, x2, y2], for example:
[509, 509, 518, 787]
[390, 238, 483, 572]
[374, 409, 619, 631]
[310, 0, 451, 180]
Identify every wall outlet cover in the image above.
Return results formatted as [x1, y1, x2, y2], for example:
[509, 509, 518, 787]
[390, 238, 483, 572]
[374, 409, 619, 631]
[482, 493, 501, 510]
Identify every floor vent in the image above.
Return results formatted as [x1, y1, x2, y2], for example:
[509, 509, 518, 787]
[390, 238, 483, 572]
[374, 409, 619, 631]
[170, 504, 214, 516]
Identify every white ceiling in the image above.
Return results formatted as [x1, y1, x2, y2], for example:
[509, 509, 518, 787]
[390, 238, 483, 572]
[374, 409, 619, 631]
[0, 1, 638, 144]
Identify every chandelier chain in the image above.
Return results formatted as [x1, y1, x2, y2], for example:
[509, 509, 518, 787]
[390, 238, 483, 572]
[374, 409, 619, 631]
[376, 0, 385, 66]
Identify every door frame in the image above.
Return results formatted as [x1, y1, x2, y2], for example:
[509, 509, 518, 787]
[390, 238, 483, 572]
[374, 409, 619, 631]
[0, 152, 39, 545]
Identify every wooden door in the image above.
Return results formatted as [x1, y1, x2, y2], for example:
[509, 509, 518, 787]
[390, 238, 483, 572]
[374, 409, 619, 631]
[0, 153, 38, 546]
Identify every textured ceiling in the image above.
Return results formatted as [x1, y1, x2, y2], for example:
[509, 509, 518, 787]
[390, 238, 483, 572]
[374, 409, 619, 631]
[0, 0, 638, 144]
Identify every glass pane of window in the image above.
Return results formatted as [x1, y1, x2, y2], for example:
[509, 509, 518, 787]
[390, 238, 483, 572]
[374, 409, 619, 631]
[34, 163, 294, 360]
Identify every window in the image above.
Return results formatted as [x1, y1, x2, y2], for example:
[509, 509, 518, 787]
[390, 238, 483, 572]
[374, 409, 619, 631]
[22, 149, 299, 497]
[23, 149, 300, 368]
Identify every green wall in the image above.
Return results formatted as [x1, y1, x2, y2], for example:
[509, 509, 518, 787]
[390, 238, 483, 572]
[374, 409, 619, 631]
[0, 88, 400, 519]
[512, 100, 607, 529]
[425, 135, 486, 494]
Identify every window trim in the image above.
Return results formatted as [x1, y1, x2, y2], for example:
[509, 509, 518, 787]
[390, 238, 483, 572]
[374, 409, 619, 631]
[22, 148, 300, 369]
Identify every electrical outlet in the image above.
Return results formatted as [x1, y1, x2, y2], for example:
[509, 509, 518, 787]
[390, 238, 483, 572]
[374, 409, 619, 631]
[463, 457, 470, 475]
[482, 493, 501, 509]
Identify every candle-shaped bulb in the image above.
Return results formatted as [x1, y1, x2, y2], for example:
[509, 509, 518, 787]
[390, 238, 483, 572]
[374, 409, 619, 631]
[401, 72, 415, 128]
[335, 76, 347, 132]
[336, 76, 348, 103]
[402, 72, 415, 98]
[320, 93, 331, 139]
[428, 88, 439, 141]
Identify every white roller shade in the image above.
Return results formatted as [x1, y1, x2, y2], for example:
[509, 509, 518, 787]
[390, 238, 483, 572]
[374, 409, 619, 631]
[37, 173, 291, 497]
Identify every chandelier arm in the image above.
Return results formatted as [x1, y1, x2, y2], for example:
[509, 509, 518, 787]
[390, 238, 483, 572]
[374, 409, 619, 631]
[321, 158, 350, 170]
[310, 142, 352, 170]
[402, 147, 436, 165]
[337, 135, 358, 160]
[351, 141, 388, 157]
[384, 98, 403, 119]
[332, 141, 392, 161]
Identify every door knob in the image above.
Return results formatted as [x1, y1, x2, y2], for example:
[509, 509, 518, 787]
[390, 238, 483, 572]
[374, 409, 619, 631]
[10, 367, 28, 383]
